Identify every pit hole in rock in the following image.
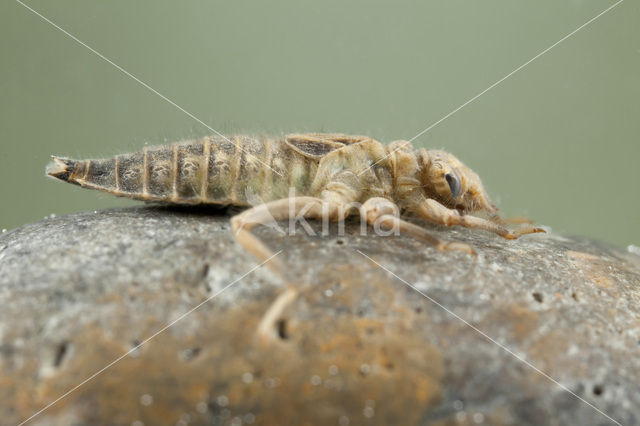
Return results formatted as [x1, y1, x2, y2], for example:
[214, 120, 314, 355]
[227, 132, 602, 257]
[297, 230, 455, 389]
[571, 292, 579, 302]
[532, 292, 543, 303]
[182, 347, 202, 361]
[336, 239, 345, 245]
[201, 263, 210, 279]
[593, 385, 604, 396]
[53, 341, 69, 368]
[414, 307, 423, 314]
[276, 319, 289, 340]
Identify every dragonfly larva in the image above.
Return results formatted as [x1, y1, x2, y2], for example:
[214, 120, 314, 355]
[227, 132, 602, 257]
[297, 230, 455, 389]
[47, 133, 544, 260]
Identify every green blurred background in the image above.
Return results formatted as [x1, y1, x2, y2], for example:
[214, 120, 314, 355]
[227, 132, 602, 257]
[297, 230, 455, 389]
[1, 0, 638, 247]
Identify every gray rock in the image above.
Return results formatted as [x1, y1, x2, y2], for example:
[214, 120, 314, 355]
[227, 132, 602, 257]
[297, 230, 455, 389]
[0, 206, 639, 425]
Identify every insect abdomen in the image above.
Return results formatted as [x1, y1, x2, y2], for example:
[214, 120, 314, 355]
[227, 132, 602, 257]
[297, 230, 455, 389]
[47, 136, 317, 205]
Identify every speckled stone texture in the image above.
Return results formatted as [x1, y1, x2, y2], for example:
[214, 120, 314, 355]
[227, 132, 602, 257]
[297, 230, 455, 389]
[0, 207, 639, 426]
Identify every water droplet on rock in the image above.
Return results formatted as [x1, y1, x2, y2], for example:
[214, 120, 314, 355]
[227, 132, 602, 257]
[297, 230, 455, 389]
[363, 407, 374, 418]
[627, 245, 640, 255]
[216, 395, 229, 407]
[140, 394, 153, 406]
[473, 412, 485, 423]
[242, 372, 254, 384]
[489, 262, 502, 272]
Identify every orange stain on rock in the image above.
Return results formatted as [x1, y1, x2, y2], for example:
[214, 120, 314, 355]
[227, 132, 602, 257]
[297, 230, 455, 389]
[567, 250, 617, 289]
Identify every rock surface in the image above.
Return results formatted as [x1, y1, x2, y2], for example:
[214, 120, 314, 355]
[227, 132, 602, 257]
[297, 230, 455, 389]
[0, 206, 639, 426]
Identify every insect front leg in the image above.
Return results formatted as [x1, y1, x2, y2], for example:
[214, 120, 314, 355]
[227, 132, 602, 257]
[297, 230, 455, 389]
[417, 198, 544, 239]
[360, 197, 476, 256]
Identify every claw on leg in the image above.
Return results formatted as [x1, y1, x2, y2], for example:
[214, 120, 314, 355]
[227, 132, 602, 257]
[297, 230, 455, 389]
[515, 225, 546, 237]
[505, 216, 535, 225]
[505, 224, 546, 239]
[488, 213, 546, 237]
[489, 213, 535, 226]
[419, 198, 545, 241]
[437, 241, 477, 257]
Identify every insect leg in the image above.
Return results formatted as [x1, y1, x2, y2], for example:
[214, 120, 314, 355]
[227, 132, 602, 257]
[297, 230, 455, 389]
[255, 286, 298, 342]
[230, 196, 351, 342]
[488, 212, 535, 226]
[418, 198, 545, 239]
[506, 216, 535, 225]
[230, 196, 349, 269]
[360, 197, 476, 256]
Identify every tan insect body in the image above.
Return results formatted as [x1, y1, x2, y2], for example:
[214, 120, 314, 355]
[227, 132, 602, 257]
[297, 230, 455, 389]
[47, 133, 543, 262]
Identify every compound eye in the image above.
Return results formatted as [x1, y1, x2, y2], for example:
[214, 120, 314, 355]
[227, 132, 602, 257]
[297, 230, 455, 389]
[445, 172, 461, 199]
